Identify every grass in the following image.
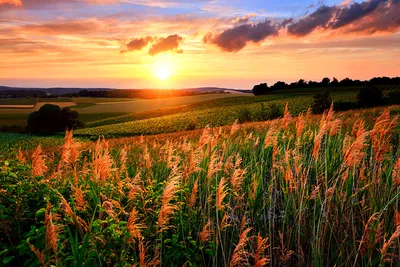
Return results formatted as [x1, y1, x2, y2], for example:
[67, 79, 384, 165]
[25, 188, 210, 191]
[0, 98, 36, 106]
[1, 105, 399, 266]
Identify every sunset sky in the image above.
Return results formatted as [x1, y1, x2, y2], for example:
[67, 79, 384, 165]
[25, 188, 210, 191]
[0, 0, 399, 89]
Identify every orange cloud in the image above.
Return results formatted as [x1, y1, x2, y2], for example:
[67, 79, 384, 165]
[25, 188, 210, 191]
[0, 0, 21, 5]
[121, 34, 184, 56]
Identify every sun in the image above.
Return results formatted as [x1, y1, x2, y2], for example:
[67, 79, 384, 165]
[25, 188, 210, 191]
[154, 62, 172, 81]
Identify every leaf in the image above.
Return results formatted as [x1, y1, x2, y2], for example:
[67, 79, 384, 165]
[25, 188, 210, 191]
[204, 249, 215, 257]
[35, 208, 46, 219]
[3, 256, 15, 265]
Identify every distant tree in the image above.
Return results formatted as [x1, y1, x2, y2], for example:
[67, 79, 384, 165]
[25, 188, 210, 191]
[340, 78, 353, 87]
[27, 104, 84, 134]
[271, 81, 288, 90]
[297, 79, 306, 87]
[321, 77, 331, 86]
[308, 81, 319, 87]
[331, 77, 339, 87]
[252, 83, 270, 96]
[312, 91, 332, 114]
[357, 83, 383, 107]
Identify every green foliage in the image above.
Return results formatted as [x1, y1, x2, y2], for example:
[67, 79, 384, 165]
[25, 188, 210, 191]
[27, 104, 84, 134]
[237, 107, 253, 123]
[0, 160, 58, 266]
[312, 91, 332, 114]
[357, 84, 383, 107]
[0, 106, 399, 266]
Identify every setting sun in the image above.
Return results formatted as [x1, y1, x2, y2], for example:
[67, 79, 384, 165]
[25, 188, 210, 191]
[154, 62, 172, 81]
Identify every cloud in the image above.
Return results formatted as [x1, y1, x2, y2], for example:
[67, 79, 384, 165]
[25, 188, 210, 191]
[287, 0, 400, 36]
[0, 0, 21, 6]
[22, 20, 101, 35]
[204, 0, 400, 52]
[232, 13, 257, 24]
[148, 34, 183, 56]
[287, 5, 336, 36]
[121, 34, 184, 56]
[121, 36, 153, 53]
[203, 20, 279, 52]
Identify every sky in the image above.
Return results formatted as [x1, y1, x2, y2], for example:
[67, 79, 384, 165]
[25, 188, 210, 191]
[0, 0, 399, 89]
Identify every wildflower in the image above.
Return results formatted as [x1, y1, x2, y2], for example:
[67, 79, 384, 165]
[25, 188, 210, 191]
[17, 148, 26, 163]
[282, 103, 291, 129]
[28, 243, 46, 267]
[45, 204, 58, 253]
[128, 208, 142, 240]
[32, 144, 47, 177]
[189, 178, 198, 208]
[157, 175, 181, 232]
[230, 227, 252, 267]
[199, 219, 212, 243]
[216, 178, 228, 211]
[344, 130, 369, 168]
[252, 234, 270, 267]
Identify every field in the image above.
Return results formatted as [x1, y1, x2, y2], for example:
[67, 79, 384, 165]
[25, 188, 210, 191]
[1, 105, 400, 266]
[0, 93, 242, 127]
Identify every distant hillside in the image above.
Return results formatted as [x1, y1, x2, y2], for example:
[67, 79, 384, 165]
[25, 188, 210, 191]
[0, 86, 248, 96]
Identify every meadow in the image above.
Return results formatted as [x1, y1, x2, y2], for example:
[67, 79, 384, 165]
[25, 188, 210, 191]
[0, 104, 400, 266]
[0, 93, 242, 127]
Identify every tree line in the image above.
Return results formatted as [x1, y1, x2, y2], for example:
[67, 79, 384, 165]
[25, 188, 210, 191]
[252, 76, 400, 95]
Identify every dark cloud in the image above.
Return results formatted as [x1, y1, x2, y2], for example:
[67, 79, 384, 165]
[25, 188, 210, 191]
[121, 36, 153, 54]
[148, 34, 183, 56]
[347, 0, 400, 33]
[287, 0, 399, 36]
[203, 20, 279, 52]
[329, 0, 385, 29]
[287, 5, 336, 36]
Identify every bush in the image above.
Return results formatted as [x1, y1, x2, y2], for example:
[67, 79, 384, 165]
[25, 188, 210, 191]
[253, 103, 283, 122]
[312, 91, 332, 114]
[357, 84, 383, 107]
[237, 107, 253, 123]
[252, 83, 270, 96]
[27, 104, 84, 134]
[186, 119, 197, 131]
[268, 103, 282, 119]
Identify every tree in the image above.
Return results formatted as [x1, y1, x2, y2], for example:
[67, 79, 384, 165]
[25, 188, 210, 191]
[27, 104, 84, 134]
[252, 83, 270, 96]
[271, 81, 287, 90]
[297, 79, 306, 87]
[312, 91, 332, 114]
[321, 77, 331, 86]
[357, 83, 383, 107]
[331, 77, 339, 87]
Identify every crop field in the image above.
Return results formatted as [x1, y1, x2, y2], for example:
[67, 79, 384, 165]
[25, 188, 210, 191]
[76, 93, 244, 114]
[76, 92, 357, 137]
[1, 105, 400, 266]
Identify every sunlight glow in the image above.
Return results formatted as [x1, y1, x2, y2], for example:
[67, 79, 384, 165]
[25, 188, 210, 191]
[154, 61, 172, 81]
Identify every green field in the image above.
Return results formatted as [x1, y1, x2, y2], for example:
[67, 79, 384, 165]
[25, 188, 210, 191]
[0, 94, 242, 126]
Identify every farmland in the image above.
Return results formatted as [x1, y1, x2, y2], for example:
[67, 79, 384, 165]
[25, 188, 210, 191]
[0, 93, 242, 127]
[1, 104, 400, 266]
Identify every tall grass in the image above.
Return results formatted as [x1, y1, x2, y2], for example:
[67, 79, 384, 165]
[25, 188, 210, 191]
[1, 105, 400, 266]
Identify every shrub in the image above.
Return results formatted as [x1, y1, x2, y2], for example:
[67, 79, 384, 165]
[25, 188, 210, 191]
[252, 83, 270, 96]
[357, 84, 383, 107]
[268, 103, 282, 119]
[311, 91, 332, 114]
[186, 119, 197, 131]
[237, 107, 253, 123]
[27, 104, 84, 134]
